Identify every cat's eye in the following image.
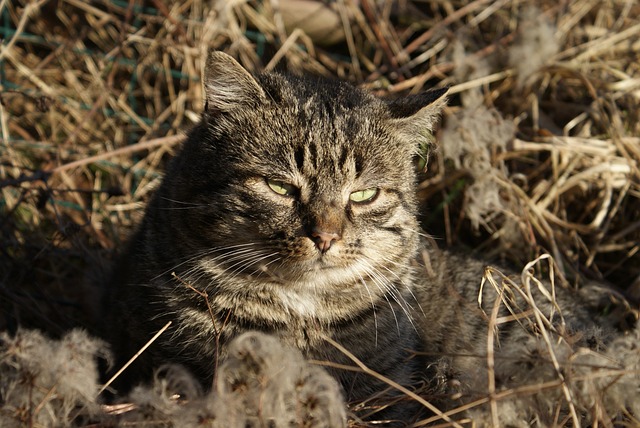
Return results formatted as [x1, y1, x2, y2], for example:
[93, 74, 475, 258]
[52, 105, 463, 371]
[349, 188, 378, 203]
[266, 179, 297, 196]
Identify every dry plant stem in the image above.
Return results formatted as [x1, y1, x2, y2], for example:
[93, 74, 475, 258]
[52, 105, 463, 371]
[390, 63, 454, 94]
[50, 135, 185, 175]
[102, 402, 137, 416]
[265, 29, 313, 71]
[336, 0, 361, 81]
[392, 31, 517, 93]
[481, 269, 545, 345]
[569, 22, 640, 64]
[521, 256, 581, 427]
[98, 321, 172, 396]
[416, 363, 640, 428]
[2, 0, 638, 425]
[447, 70, 514, 95]
[63, 93, 108, 147]
[484, 276, 503, 427]
[413, 378, 559, 427]
[467, 0, 512, 28]
[2, 41, 55, 99]
[33, 384, 57, 419]
[172, 272, 222, 388]
[321, 335, 463, 428]
[0, 0, 47, 61]
[315, 351, 612, 427]
[150, 0, 191, 43]
[400, 39, 448, 74]
[399, 0, 494, 58]
[360, 0, 400, 75]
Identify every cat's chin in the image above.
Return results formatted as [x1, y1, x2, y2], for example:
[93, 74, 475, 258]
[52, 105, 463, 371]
[195, 252, 361, 285]
[276, 258, 375, 289]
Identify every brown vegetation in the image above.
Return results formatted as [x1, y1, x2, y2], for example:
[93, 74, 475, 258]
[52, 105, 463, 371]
[1, 0, 638, 426]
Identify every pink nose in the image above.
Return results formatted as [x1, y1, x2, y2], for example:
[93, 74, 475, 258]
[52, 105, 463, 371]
[311, 229, 341, 253]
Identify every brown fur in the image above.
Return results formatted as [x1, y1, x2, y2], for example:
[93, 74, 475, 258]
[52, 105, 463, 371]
[106, 51, 446, 423]
[105, 52, 633, 426]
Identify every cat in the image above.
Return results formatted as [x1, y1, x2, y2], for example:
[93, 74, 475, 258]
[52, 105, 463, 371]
[106, 51, 636, 426]
[106, 50, 447, 423]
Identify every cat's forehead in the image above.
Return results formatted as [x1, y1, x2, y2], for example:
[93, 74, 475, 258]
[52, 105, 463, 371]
[249, 89, 397, 165]
[258, 74, 385, 125]
[205, 74, 414, 187]
[202, 52, 447, 181]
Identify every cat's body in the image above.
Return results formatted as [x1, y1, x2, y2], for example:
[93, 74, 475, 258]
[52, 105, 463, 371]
[107, 52, 631, 425]
[107, 52, 447, 421]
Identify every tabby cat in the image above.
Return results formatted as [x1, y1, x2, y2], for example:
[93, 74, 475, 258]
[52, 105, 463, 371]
[107, 51, 627, 425]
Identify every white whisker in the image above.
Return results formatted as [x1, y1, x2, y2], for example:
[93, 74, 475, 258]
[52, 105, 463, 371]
[396, 224, 436, 240]
[159, 197, 211, 209]
[360, 259, 416, 333]
[248, 255, 284, 280]
[379, 256, 426, 317]
[151, 242, 259, 281]
[353, 268, 379, 346]
[224, 251, 281, 282]
[357, 261, 400, 333]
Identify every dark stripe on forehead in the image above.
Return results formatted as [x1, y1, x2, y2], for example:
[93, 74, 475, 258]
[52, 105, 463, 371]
[354, 155, 364, 177]
[338, 145, 349, 170]
[306, 138, 318, 170]
[294, 146, 304, 171]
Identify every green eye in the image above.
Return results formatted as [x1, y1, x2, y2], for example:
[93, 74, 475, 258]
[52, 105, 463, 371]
[266, 179, 297, 196]
[349, 188, 378, 203]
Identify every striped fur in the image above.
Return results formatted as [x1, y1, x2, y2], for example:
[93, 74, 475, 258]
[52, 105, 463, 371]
[107, 52, 446, 422]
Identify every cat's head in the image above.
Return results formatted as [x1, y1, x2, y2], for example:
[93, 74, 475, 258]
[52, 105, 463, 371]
[162, 51, 446, 290]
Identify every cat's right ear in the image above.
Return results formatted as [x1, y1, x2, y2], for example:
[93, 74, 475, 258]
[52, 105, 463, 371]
[386, 87, 448, 146]
[204, 51, 267, 114]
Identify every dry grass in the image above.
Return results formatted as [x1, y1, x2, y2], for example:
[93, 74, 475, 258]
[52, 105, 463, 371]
[1, 0, 639, 426]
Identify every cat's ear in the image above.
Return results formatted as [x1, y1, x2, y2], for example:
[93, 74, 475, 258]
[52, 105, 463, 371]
[204, 51, 267, 113]
[386, 87, 448, 143]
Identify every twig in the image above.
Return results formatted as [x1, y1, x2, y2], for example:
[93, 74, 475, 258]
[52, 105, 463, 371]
[485, 277, 504, 427]
[98, 321, 172, 395]
[0, 0, 48, 61]
[399, 0, 494, 57]
[521, 256, 581, 427]
[360, 0, 401, 76]
[321, 335, 463, 428]
[49, 134, 184, 174]
[172, 272, 223, 389]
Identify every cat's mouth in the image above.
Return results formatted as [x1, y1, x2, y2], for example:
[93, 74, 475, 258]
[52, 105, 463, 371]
[293, 255, 364, 279]
[249, 253, 359, 284]
[197, 237, 364, 283]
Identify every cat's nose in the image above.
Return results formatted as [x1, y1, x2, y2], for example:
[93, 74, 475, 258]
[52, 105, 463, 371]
[310, 228, 341, 253]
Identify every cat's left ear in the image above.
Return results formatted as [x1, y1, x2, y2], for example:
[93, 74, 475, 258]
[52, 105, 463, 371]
[386, 87, 448, 144]
[203, 51, 267, 114]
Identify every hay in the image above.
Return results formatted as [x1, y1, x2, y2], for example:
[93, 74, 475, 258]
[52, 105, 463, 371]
[1, 0, 639, 426]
